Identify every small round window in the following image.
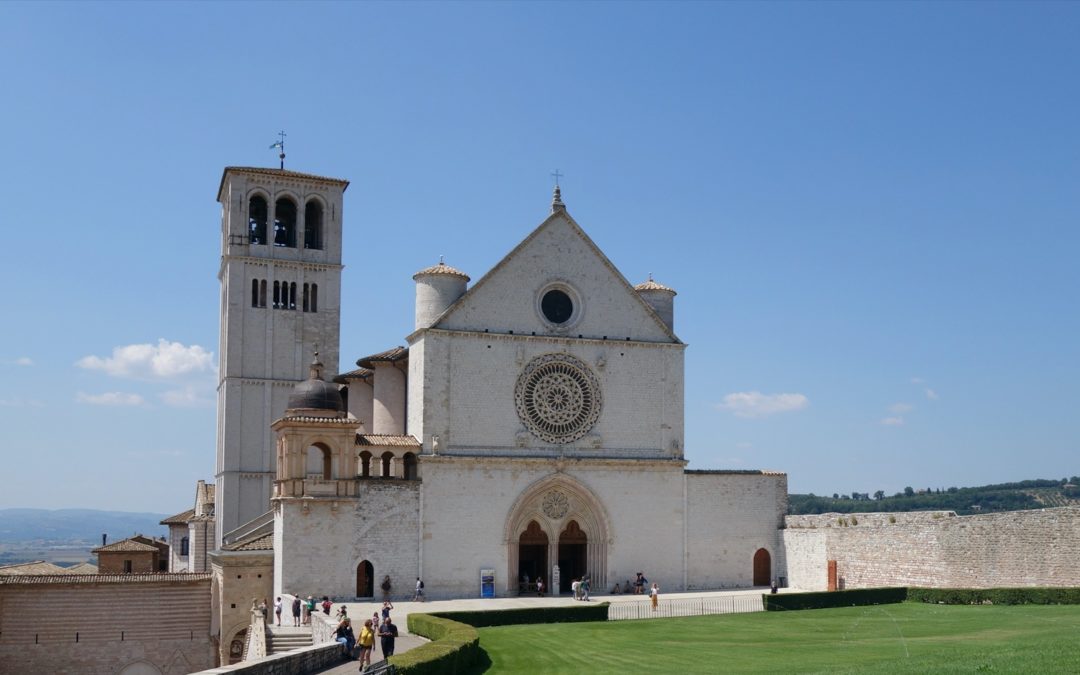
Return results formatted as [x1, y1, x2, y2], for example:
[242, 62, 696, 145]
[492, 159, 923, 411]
[541, 290, 574, 324]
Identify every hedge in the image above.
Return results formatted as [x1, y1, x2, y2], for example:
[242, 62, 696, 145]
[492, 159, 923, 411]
[764, 587, 908, 611]
[431, 602, 610, 627]
[908, 587, 1080, 605]
[390, 613, 479, 675]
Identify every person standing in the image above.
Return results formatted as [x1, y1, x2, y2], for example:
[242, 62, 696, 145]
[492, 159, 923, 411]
[381, 575, 393, 602]
[378, 615, 399, 658]
[291, 596, 302, 627]
[381, 600, 394, 621]
[571, 578, 580, 600]
[273, 596, 283, 626]
[414, 577, 425, 601]
[650, 582, 659, 611]
[536, 576, 544, 596]
[357, 618, 375, 670]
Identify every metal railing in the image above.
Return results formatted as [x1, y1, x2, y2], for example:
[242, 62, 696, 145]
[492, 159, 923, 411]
[607, 594, 764, 621]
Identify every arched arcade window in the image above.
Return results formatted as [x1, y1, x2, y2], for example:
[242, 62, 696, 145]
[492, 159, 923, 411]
[403, 452, 418, 480]
[380, 451, 393, 478]
[304, 200, 323, 250]
[274, 197, 297, 248]
[306, 444, 331, 480]
[248, 196, 268, 245]
[359, 451, 372, 478]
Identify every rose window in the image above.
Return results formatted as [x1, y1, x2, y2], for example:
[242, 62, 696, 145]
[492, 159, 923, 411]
[542, 490, 570, 519]
[515, 354, 602, 444]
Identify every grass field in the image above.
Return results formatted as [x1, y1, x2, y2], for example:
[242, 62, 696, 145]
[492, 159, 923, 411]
[473, 602, 1080, 673]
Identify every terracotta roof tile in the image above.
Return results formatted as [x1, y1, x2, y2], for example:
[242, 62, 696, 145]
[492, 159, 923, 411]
[161, 508, 196, 525]
[413, 261, 470, 282]
[63, 563, 99, 574]
[356, 347, 408, 369]
[634, 278, 676, 294]
[92, 538, 160, 553]
[333, 367, 374, 384]
[0, 561, 68, 575]
[224, 532, 275, 552]
[217, 166, 349, 201]
[356, 434, 421, 448]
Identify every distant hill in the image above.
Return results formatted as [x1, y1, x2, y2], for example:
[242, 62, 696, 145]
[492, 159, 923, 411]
[0, 508, 169, 543]
[789, 477, 1080, 516]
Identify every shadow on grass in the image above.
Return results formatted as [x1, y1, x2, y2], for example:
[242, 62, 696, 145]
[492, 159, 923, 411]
[462, 647, 494, 674]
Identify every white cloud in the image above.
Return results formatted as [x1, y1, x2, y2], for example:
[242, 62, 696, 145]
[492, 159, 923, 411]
[925, 388, 939, 400]
[160, 386, 215, 408]
[77, 339, 214, 380]
[14, 357, 33, 366]
[717, 391, 808, 418]
[889, 402, 913, 414]
[76, 391, 146, 406]
[910, 377, 924, 384]
[881, 416, 905, 426]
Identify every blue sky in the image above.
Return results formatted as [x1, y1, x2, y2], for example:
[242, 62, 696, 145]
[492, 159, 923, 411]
[1, 1, 1077, 513]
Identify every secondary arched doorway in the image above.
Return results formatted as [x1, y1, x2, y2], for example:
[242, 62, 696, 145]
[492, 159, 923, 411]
[356, 560, 374, 597]
[753, 548, 771, 586]
[518, 520, 548, 589]
[558, 520, 587, 593]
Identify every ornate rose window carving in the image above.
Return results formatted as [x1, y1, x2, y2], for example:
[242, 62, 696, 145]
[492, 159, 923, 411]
[515, 353, 602, 444]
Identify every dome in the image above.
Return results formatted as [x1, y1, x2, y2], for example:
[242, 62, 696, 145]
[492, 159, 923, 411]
[287, 355, 344, 413]
[413, 259, 470, 282]
[634, 276, 676, 295]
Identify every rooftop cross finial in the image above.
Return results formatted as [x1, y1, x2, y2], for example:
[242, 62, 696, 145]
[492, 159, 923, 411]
[439, 255, 445, 265]
[550, 170, 566, 213]
[309, 343, 323, 380]
[270, 130, 287, 169]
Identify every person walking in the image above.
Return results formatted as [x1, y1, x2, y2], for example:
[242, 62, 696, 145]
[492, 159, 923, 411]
[273, 596, 283, 626]
[650, 582, 660, 611]
[378, 615, 399, 658]
[291, 596, 302, 627]
[357, 618, 375, 670]
[414, 577, 425, 601]
[536, 576, 544, 596]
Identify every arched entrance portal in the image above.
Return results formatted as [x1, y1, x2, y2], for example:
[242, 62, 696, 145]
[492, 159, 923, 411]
[753, 548, 771, 586]
[503, 474, 611, 596]
[356, 560, 374, 597]
[518, 520, 548, 587]
[558, 520, 587, 593]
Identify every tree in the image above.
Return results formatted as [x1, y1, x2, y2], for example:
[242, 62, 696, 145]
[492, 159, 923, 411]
[874, 490, 885, 501]
[904, 486, 915, 497]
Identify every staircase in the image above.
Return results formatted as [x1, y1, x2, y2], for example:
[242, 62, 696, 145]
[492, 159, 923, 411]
[266, 625, 313, 654]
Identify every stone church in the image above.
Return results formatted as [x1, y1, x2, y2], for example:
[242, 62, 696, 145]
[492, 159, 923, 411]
[209, 165, 787, 639]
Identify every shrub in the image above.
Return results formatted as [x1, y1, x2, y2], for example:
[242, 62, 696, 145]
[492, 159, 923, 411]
[392, 613, 479, 675]
[908, 587, 1080, 606]
[764, 587, 908, 611]
[431, 602, 609, 628]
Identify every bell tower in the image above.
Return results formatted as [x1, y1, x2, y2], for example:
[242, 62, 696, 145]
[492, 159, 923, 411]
[215, 166, 349, 545]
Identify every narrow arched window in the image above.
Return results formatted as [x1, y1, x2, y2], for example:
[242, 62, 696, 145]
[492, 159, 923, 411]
[180, 536, 189, 556]
[359, 451, 372, 478]
[273, 281, 281, 308]
[403, 452, 418, 480]
[259, 280, 267, 308]
[251, 279, 259, 307]
[304, 200, 323, 250]
[274, 198, 297, 248]
[311, 283, 318, 312]
[289, 282, 297, 310]
[303, 283, 310, 312]
[248, 196, 268, 245]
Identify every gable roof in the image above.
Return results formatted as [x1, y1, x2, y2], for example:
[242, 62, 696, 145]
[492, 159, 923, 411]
[427, 209, 680, 343]
[217, 166, 350, 201]
[0, 560, 68, 575]
[356, 346, 408, 369]
[161, 508, 195, 525]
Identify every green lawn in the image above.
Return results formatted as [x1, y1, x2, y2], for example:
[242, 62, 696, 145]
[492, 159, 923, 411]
[473, 603, 1080, 673]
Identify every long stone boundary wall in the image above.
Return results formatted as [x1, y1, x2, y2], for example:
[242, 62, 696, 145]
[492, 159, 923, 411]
[782, 506, 1080, 591]
[0, 574, 214, 674]
[192, 643, 343, 674]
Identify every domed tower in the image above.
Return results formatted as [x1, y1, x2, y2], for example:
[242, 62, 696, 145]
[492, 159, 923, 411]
[413, 258, 470, 330]
[634, 275, 677, 332]
[271, 355, 360, 499]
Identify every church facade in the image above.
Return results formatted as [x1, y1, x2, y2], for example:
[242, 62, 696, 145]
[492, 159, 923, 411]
[212, 166, 787, 627]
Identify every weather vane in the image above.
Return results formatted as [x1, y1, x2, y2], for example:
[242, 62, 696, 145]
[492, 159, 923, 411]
[270, 131, 287, 169]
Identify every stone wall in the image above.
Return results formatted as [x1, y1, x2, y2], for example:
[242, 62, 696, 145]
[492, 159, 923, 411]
[191, 643, 342, 675]
[210, 549, 274, 667]
[0, 574, 214, 674]
[685, 471, 788, 589]
[782, 506, 1080, 591]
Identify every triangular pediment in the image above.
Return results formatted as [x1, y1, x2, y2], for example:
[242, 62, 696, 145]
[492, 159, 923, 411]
[431, 210, 679, 343]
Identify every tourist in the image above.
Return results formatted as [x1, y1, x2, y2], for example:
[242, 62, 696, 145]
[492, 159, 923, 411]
[414, 577, 425, 601]
[571, 578, 580, 600]
[357, 618, 375, 670]
[301, 596, 310, 625]
[306, 595, 316, 624]
[292, 596, 302, 627]
[334, 617, 355, 659]
[371, 611, 381, 647]
[582, 576, 590, 601]
[381, 600, 394, 621]
[611, 582, 621, 595]
[379, 615, 399, 657]
[650, 582, 659, 611]
[336, 604, 348, 621]
[381, 575, 393, 601]
[274, 596, 283, 626]
[623, 580, 633, 595]
[536, 576, 544, 596]
[322, 595, 332, 615]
